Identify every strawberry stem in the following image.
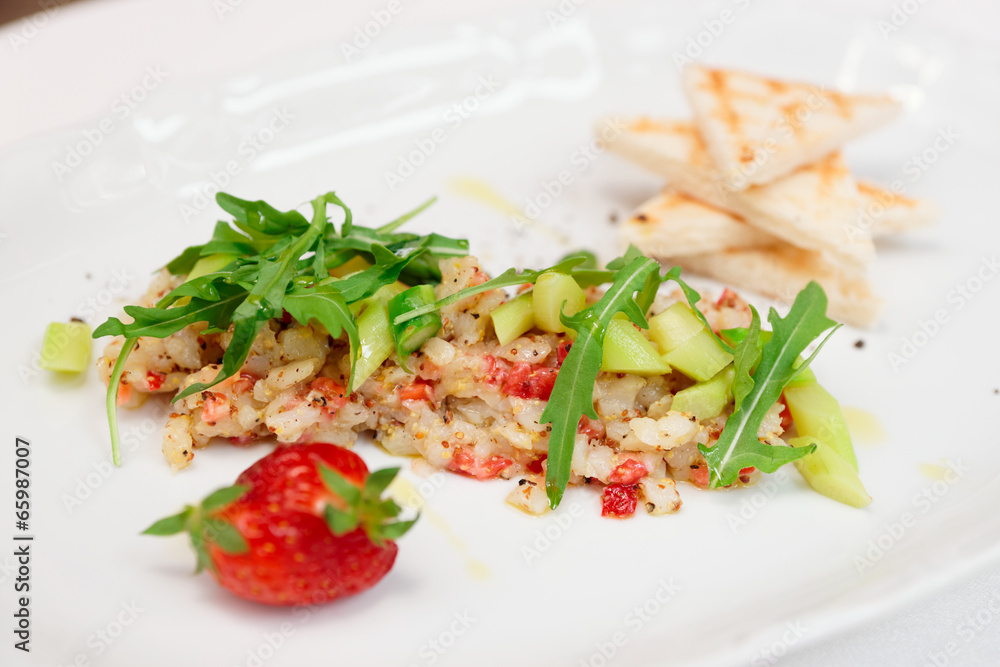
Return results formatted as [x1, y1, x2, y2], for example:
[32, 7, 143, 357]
[317, 463, 417, 544]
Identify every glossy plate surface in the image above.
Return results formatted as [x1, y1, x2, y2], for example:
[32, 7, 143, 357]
[2, 2, 998, 665]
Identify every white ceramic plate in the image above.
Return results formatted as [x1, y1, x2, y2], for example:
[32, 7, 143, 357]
[3, 2, 999, 666]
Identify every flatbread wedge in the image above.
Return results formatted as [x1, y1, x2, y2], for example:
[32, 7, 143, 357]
[856, 182, 939, 238]
[601, 117, 876, 267]
[623, 189, 771, 257]
[625, 182, 938, 256]
[666, 245, 884, 329]
[682, 65, 901, 190]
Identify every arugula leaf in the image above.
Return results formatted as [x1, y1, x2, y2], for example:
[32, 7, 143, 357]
[699, 282, 840, 488]
[104, 336, 137, 465]
[541, 256, 661, 508]
[558, 250, 599, 270]
[200, 220, 258, 257]
[325, 245, 416, 303]
[311, 237, 327, 277]
[156, 272, 232, 307]
[164, 245, 205, 276]
[217, 192, 310, 237]
[282, 284, 361, 391]
[175, 197, 334, 400]
[93, 284, 247, 340]
[377, 197, 437, 234]
[731, 305, 762, 408]
[608, 242, 732, 354]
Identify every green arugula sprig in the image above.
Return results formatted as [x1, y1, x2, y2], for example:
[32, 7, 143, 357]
[699, 282, 841, 488]
[540, 255, 660, 507]
[94, 192, 465, 465]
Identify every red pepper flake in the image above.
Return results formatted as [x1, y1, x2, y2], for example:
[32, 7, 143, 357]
[481, 355, 509, 386]
[609, 459, 647, 485]
[501, 363, 558, 400]
[779, 398, 793, 431]
[577, 415, 605, 442]
[716, 288, 740, 309]
[232, 372, 257, 394]
[398, 380, 434, 404]
[601, 484, 638, 518]
[146, 371, 165, 391]
[447, 447, 513, 480]
[556, 340, 572, 366]
[526, 456, 547, 475]
[689, 464, 710, 488]
[310, 377, 349, 414]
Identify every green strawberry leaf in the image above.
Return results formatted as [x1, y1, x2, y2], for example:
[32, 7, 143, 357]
[141, 507, 193, 536]
[318, 464, 362, 506]
[380, 519, 417, 540]
[364, 467, 400, 498]
[324, 505, 360, 536]
[200, 484, 249, 511]
[203, 518, 249, 555]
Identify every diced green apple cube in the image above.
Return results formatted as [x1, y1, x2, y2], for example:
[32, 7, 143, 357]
[350, 301, 394, 392]
[533, 272, 585, 335]
[662, 330, 733, 382]
[783, 382, 857, 470]
[601, 317, 670, 376]
[671, 365, 735, 420]
[649, 302, 706, 352]
[790, 436, 871, 508]
[40, 321, 92, 373]
[491, 293, 535, 346]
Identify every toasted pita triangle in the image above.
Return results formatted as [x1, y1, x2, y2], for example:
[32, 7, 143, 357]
[667, 245, 884, 329]
[856, 182, 939, 238]
[623, 189, 771, 256]
[682, 66, 901, 190]
[624, 183, 937, 256]
[602, 117, 875, 266]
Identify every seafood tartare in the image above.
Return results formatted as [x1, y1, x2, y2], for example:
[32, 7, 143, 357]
[95, 190, 870, 517]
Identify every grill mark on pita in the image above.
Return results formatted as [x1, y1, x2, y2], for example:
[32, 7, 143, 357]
[857, 181, 917, 208]
[684, 124, 713, 167]
[765, 78, 789, 94]
[828, 91, 854, 118]
[629, 117, 688, 134]
[705, 69, 743, 137]
[631, 191, 697, 226]
[814, 154, 849, 197]
[780, 102, 810, 140]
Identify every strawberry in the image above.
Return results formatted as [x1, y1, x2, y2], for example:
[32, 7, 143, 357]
[143, 443, 416, 607]
[235, 442, 368, 515]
